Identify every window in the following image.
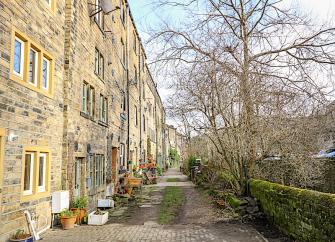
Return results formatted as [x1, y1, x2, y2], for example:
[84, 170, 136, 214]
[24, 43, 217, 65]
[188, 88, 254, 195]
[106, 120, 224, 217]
[95, 48, 99, 74]
[87, 155, 94, 190]
[42, 57, 50, 90]
[45, 0, 52, 8]
[89, 87, 95, 116]
[28, 48, 38, 86]
[82, 82, 95, 117]
[82, 83, 87, 112]
[135, 105, 138, 126]
[120, 0, 125, 24]
[99, 54, 104, 79]
[143, 114, 146, 132]
[38, 153, 47, 192]
[11, 30, 53, 96]
[23, 152, 34, 195]
[22, 148, 50, 200]
[0, 129, 4, 196]
[94, 0, 104, 29]
[99, 94, 108, 123]
[119, 144, 125, 167]
[95, 48, 104, 79]
[13, 37, 25, 77]
[95, 154, 105, 187]
[120, 39, 126, 67]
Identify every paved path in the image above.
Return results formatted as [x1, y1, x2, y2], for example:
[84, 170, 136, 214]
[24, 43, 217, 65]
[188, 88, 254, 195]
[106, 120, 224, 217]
[42, 168, 278, 242]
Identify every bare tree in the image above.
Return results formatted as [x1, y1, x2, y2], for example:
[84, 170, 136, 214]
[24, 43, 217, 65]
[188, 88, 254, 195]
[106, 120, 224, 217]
[150, 0, 335, 193]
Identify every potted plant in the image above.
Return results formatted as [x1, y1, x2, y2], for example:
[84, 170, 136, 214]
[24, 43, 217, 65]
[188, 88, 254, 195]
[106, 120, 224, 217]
[59, 209, 77, 230]
[71, 196, 88, 224]
[125, 184, 133, 195]
[88, 209, 109, 225]
[10, 229, 33, 242]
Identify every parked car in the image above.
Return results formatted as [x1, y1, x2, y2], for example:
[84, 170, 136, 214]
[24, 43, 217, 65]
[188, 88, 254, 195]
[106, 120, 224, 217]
[314, 148, 335, 158]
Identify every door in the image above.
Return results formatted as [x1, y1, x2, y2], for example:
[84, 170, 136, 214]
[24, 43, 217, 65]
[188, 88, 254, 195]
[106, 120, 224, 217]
[74, 158, 82, 197]
[111, 147, 118, 183]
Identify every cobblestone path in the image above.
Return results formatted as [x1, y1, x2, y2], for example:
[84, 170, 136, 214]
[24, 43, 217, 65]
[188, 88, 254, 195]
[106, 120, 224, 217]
[42, 169, 281, 242]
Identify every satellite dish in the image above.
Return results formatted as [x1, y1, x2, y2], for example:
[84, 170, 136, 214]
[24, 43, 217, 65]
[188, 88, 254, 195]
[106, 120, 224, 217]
[101, 0, 113, 13]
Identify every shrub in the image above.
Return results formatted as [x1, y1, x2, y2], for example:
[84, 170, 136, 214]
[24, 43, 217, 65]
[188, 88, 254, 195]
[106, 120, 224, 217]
[71, 196, 88, 209]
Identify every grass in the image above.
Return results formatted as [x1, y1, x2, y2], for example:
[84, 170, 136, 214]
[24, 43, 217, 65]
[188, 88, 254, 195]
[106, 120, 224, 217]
[166, 178, 180, 182]
[158, 186, 185, 224]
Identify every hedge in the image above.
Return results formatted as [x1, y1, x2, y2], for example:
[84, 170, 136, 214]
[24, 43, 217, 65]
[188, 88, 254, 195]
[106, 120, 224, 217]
[250, 179, 335, 242]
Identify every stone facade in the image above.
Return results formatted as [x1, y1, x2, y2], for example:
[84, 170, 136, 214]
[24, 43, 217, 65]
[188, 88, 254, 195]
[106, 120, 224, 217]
[0, 0, 66, 240]
[0, 0, 166, 240]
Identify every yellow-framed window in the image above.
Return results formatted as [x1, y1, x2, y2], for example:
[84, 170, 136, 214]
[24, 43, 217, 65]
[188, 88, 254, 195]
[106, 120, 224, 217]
[10, 28, 54, 97]
[21, 147, 50, 201]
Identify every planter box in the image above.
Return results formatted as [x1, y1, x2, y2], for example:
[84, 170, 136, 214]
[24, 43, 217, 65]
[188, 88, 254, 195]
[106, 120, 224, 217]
[88, 211, 108, 225]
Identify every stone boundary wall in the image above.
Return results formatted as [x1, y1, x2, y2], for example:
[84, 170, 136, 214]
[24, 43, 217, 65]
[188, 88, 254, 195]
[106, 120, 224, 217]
[250, 179, 335, 242]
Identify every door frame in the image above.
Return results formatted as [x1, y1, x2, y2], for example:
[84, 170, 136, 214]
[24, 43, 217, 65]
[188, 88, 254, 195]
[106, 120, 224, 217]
[74, 158, 82, 197]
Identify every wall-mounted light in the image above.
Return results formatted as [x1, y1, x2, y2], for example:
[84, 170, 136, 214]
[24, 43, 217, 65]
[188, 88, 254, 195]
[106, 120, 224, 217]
[8, 132, 18, 142]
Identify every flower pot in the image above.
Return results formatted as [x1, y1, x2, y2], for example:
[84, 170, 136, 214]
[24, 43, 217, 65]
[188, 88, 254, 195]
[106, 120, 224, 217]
[9, 236, 33, 242]
[88, 211, 109, 225]
[71, 208, 86, 224]
[60, 215, 77, 230]
[125, 187, 133, 195]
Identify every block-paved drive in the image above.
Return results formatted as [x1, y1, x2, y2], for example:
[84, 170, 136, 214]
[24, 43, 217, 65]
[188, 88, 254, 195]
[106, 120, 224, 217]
[42, 169, 283, 242]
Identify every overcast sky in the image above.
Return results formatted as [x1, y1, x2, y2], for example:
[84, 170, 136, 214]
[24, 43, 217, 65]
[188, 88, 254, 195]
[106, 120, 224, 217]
[127, 0, 335, 126]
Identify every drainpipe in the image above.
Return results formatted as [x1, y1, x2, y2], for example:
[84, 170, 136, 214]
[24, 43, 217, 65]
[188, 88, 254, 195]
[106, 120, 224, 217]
[126, 3, 130, 170]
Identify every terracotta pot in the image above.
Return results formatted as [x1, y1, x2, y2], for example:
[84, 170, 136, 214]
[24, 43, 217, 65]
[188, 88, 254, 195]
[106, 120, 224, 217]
[60, 216, 77, 230]
[71, 208, 87, 224]
[125, 187, 133, 195]
[9, 236, 33, 242]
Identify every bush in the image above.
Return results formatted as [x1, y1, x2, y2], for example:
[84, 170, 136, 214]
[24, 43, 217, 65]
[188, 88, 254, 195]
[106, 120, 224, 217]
[157, 164, 162, 176]
[187, 155, 197, 172]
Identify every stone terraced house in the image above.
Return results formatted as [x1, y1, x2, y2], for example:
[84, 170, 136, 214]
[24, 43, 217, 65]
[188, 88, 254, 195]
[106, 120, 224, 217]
[0, 0, 170, 240]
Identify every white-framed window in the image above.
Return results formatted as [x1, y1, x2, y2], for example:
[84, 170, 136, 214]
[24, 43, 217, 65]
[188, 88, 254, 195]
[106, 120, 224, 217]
[99, 94, 107, 123]
[45, 0, 52, 7]
[135, 105, 138, 126]
[82, 83, 88, 112]
[28, 48, 38, 86]
[95, 155, 100, 187]
[95, 48, 99, 74]
[119, 144, 125, 167]
[120, 0, 125, 24]
[89, 87, 94, 116]
[95, 48, 104, 79]
[38, 153, 47, 192]
[94, 0, 104, 28]
[13, 37, 25, 77]
[23, 152, 34, 195]
[99, 53, 104, 79]
[42, 57, 50, 90]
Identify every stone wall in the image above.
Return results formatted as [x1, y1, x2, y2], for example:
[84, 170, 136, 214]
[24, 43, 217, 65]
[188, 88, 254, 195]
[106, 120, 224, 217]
[0, 0, 65, 240]
[253, 158, 335, 194]
[250, 179, 335, 242]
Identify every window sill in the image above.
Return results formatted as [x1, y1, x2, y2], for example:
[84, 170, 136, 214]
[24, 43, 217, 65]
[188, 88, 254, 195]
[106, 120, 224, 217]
[80, 111, 95, 121]
[10, 73, 53, 99]
[21, 191, 50, 202]
[98, 120, 108, 127]
[94, 72, 105, 83]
